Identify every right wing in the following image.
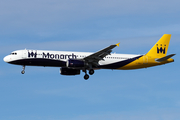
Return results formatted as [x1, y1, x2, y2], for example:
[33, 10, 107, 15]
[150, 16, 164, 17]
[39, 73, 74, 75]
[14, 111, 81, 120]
[83, 43, 120, 67]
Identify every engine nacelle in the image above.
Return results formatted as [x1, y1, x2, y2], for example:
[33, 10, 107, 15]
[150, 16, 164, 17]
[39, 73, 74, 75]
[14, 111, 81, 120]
[66, 59, 85, 68]
[60, 67, 80, 75]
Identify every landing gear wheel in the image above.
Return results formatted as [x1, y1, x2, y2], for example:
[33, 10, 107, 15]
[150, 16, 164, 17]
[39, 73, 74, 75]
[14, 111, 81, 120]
[21, 65, 25, 74]
[21, 70, 25, 74]
[84, 74, 89, 80]
[89, 69, 94, 75]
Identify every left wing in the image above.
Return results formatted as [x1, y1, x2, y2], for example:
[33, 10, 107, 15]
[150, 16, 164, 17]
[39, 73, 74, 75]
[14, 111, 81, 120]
[83, 43, 120, 67]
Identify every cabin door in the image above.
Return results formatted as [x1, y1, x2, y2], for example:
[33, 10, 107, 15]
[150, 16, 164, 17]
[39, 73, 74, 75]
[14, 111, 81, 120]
[22, 50, 28, 58]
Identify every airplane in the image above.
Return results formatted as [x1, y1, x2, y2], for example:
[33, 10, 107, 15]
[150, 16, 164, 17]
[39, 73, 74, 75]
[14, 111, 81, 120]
[3, 34, 175, 80]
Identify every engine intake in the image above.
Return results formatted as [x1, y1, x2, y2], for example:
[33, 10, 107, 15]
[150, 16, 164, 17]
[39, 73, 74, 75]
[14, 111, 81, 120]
[60, 67, 80, 75]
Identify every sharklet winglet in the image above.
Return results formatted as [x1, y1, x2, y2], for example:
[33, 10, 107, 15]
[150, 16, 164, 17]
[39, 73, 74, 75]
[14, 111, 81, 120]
[116, 43, 120, 47]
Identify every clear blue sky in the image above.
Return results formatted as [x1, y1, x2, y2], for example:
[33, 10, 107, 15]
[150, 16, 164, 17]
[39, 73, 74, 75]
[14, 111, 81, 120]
[0, 0, 180, 120]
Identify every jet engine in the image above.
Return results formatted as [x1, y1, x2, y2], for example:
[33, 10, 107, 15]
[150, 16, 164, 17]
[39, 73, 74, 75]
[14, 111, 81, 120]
[60, 67, 80, 75]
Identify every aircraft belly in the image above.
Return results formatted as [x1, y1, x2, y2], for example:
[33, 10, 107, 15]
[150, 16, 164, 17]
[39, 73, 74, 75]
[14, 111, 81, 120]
[9, 58, 66, 67]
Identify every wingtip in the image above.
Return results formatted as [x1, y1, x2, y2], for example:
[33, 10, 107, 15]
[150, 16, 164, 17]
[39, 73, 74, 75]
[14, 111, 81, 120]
[116, 43, 120, 47]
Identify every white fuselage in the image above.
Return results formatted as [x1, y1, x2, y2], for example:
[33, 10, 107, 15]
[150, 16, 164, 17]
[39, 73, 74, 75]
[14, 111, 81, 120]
[4, 49, 141, 69]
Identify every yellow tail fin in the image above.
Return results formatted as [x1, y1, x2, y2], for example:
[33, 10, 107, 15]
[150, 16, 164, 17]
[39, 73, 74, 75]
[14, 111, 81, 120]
[146, 34, 171, 58]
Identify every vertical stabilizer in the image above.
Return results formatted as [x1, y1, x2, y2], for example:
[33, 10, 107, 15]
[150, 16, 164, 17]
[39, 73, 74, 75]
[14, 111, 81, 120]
[146, 34, 171, 58]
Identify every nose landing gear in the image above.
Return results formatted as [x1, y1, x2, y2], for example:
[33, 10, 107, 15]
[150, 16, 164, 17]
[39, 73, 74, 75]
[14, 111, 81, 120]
[21, 65, 25, 74]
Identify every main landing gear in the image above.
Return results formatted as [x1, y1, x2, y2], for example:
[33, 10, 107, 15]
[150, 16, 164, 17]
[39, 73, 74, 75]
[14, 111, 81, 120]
[21, 65, 25, 74]
[83, 69, 94, 80]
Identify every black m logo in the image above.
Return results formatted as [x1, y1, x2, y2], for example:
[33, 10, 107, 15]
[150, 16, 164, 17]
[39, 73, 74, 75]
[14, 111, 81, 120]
[28, 52, 37, 58]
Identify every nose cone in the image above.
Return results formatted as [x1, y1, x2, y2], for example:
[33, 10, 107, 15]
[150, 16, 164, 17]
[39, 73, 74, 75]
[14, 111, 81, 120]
[3, 55, 10, 63]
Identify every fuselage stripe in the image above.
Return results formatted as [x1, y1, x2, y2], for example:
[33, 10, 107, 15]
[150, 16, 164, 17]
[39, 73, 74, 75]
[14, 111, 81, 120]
[99, 55, 143, 69]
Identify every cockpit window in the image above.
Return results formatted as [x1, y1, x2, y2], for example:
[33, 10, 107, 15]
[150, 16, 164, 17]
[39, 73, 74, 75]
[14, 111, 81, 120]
[10, 52, 17, 55]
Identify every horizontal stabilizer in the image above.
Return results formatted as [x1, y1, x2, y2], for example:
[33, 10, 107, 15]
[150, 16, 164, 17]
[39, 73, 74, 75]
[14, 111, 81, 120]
[156, 54, 176, 62]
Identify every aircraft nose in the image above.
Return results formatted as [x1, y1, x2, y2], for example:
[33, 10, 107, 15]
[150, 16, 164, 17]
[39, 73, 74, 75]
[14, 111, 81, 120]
[3, 55, 10, 62]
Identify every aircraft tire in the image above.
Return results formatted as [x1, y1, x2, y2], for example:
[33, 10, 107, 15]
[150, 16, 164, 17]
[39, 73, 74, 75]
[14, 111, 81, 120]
[84, 74, 89, 80]
[89, 69, 94, 75]
[21, 70, 25, 74]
